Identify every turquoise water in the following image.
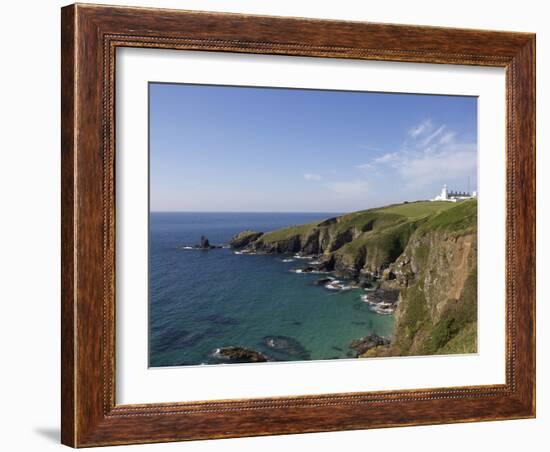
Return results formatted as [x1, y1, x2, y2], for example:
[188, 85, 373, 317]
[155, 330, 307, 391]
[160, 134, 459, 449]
[149, 212, 394, 367]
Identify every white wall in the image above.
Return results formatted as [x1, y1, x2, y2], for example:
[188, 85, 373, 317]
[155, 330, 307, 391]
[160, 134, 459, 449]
[0, 1, 545, 451]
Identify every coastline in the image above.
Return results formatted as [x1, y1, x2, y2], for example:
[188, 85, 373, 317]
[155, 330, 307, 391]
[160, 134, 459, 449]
[149, 199, 477, 366]
[226, 199, 478, 360]
[149, 211, 394, 367]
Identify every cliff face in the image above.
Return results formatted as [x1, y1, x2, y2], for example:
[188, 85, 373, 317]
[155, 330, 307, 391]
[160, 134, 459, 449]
[230, 199, 478, 356]
[385, 228, 477, 356]
[354, 200, 477, 357]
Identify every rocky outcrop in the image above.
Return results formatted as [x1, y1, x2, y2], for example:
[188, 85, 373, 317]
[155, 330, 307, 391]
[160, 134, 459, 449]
[349, 333, 390, 357]
[229, 231, 264, 249]
[183, 235, 222, 250]
[199, 235, 210, 249]
[212, 346, 268, 363]
[313, 277, 333, 286]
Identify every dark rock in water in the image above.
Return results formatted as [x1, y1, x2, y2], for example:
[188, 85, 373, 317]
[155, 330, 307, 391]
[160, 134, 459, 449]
[292, 321, 303, 326]
[212, 346, 268, 363]
[349, 333, 390, 356]
[185, 235, 223, 250]
[361, 289, 398, 315]
[199, 235, 210, 248]
[301, 266, 315, 273]
[262, 335, 311, 360]
[373, 288, 399, 303]
[331, 346, 343, 352]
[367, 288, 400, 305]
[314, 277, 333, 286]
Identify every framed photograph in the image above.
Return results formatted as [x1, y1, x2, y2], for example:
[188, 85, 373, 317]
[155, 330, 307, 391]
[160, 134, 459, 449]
[61, 3, 535, 447]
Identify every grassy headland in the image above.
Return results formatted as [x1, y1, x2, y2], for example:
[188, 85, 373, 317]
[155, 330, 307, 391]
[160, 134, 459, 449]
[230, 199, 478, 357]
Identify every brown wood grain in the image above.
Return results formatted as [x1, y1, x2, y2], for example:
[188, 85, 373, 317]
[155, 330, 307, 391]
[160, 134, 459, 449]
[60, 5, 76, 447]
[61, 3, 536, 447]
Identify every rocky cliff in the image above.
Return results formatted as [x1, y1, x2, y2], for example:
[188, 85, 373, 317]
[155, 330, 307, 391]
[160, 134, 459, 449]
[230, 199, 478, 356]
[371, 201, 477, 356]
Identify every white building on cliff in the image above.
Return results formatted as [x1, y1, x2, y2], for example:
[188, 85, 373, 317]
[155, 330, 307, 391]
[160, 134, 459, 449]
[432, 184, 477, 203]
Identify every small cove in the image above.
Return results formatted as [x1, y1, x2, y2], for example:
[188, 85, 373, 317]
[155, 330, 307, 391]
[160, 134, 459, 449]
[149, 212, 394, 367]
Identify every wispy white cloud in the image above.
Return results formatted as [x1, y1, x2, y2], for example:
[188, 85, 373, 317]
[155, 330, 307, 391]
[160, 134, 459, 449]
[373, 152, 400, 164]
[355, 163, 374, 171]
[438, 131, 456, 145]
[409, 119, 433, 138]
[304, 173, 322, 181]
[358, 120, 476, 189]
[419, 125, 446, 147]
[397, 144, 476, 186]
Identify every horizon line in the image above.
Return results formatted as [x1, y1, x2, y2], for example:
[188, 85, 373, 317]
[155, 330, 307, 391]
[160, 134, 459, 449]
[148, 199, 439, 214]
[149, 210, 346, 214]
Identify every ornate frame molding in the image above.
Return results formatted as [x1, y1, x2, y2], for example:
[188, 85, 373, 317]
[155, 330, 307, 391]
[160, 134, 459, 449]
[62, 4, 535, 447]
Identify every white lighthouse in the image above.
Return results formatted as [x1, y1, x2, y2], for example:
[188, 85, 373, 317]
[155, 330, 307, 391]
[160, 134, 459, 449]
[432, 184, 476, 203]
[433, 184, 449, 201]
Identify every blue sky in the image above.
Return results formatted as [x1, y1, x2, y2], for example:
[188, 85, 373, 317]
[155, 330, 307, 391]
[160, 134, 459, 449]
[149, 83, 477, 212]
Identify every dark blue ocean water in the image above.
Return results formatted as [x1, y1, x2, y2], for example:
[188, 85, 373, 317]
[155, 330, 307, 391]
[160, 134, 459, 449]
[149, 212, 394, 367]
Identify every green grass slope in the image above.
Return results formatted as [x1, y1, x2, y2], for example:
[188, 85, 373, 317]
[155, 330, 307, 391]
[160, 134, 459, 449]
[258, 201, 457, 246]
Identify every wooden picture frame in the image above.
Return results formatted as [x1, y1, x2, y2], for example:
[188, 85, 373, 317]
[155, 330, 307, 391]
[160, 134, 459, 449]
[61, 3, 536, 447]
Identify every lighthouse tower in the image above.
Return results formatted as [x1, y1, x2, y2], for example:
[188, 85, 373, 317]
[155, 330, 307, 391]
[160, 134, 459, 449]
[431, 184, 475, 202]
[432, 184, 450, 201]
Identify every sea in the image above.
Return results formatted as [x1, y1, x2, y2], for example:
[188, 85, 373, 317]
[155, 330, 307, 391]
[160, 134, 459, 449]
[149, 212, 394, 367]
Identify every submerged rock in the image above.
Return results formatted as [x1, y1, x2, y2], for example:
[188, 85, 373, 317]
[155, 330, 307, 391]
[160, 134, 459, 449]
[300, 266, 317, 273]
[262, 335, 311, 360]
[314, 277, 333, 286]
[360, 288, 399, 315]
[349, 333, 390, 357]
[212, 346, 268, 363]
